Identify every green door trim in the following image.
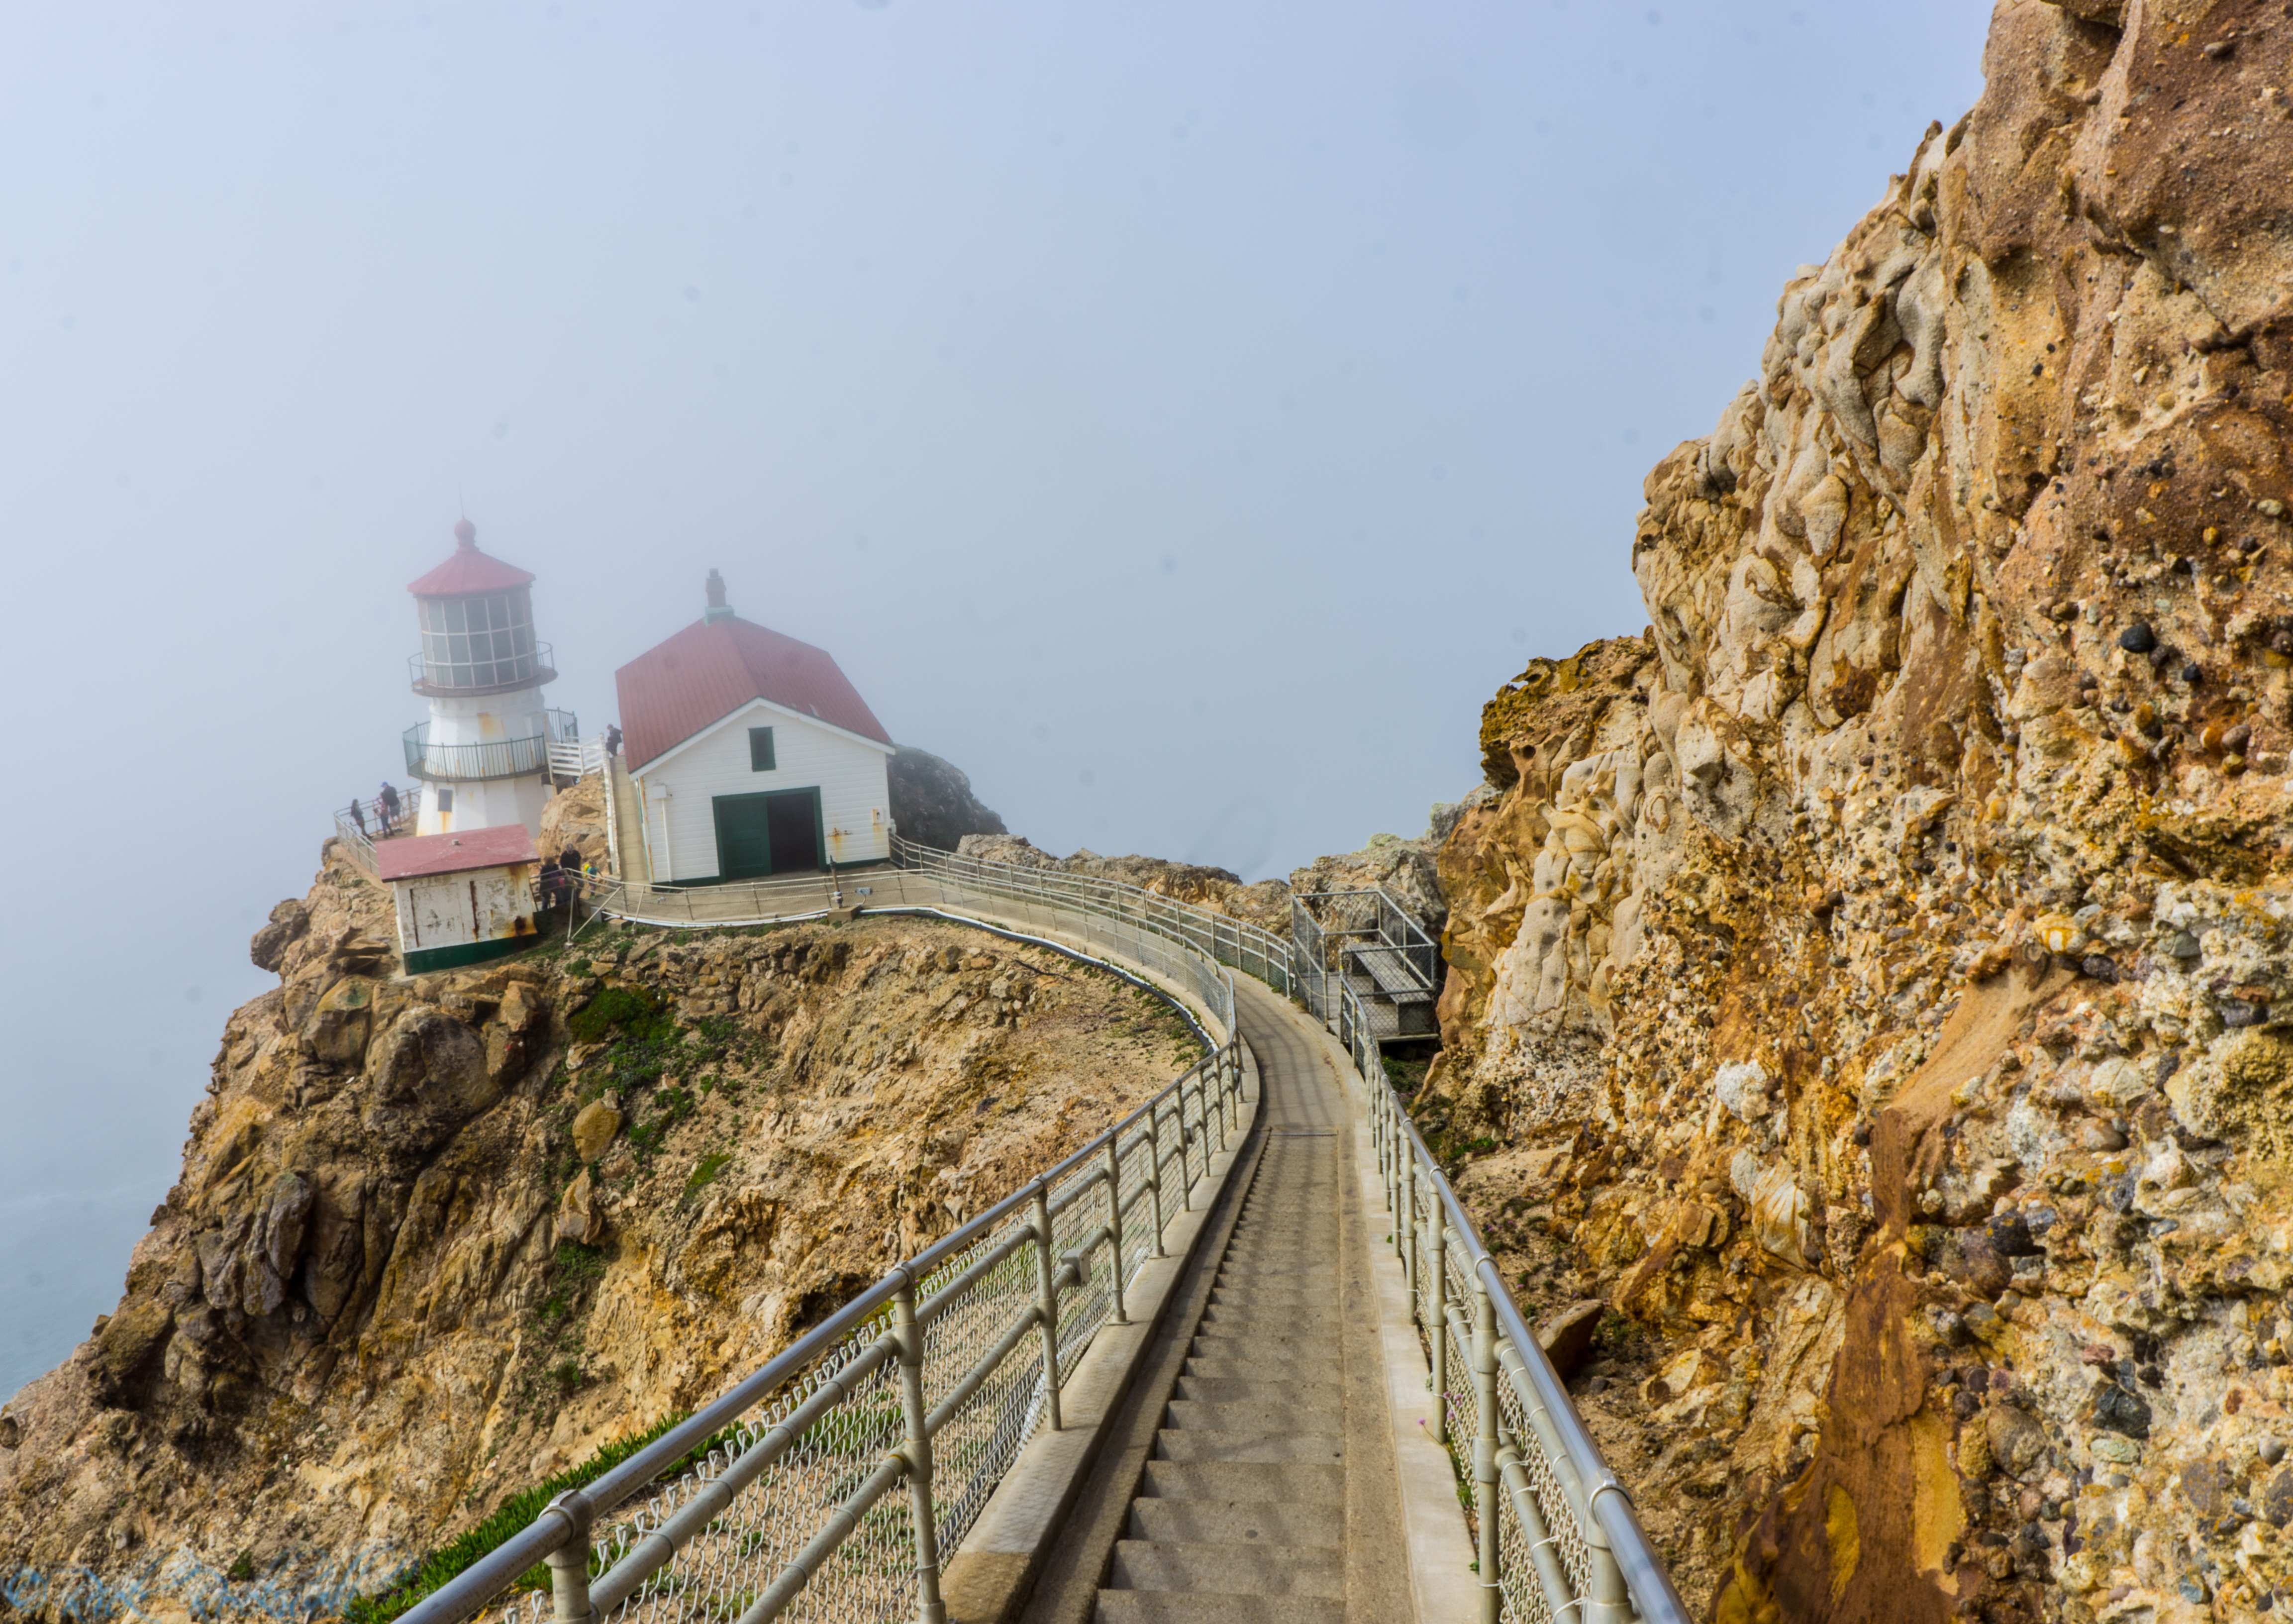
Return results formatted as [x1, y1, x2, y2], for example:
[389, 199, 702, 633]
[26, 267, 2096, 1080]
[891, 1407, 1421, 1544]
[709, 787, 824, 882]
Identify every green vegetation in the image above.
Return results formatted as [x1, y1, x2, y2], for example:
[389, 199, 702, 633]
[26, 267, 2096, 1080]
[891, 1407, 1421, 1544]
[342, 1410, 744, 1624]
[684, 1151, 733, 1202]
[1382, 1053, 1431, 1096]
[568, 985, 675, 1046]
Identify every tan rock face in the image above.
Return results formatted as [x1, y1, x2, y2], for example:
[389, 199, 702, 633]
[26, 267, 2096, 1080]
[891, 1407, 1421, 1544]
[0, 847, 1197, 1614]
[570, 1100, 622, 1163]
[537, 773, 609, 872]
[1427, 6, 2293, 1620]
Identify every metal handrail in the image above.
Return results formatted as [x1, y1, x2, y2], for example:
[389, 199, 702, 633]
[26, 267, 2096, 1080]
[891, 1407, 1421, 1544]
[889, 838, 1297, 1002]
[397, 883, 1248, 1624]
[390, 834, 1684, 1624]
[402, 710, 581, 783]
[887, 841, 1679, 1622]
[1365, 1042, 1690, 1624]
[1295, 885, 1441, 992]
[332, 787, 424, 876]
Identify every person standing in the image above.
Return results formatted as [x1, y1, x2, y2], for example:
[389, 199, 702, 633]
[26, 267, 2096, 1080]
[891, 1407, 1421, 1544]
[379, 781, 401, 830]
[348, 798, 367, 836]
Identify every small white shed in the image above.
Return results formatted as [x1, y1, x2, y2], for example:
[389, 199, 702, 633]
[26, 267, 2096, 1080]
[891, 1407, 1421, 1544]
[375, 824, 542, 974]
[614, 576, 895, 884]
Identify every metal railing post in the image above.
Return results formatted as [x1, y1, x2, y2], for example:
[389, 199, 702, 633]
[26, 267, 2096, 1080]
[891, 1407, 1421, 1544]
[1400, 1148, 1418, 1285]
[1474, 1281, 1501, 1624]
[1146, 1107, 1166, 1257]
[1428, 1208, 1449, 1448]
[892, 1274, 947, 1624]
[543, 1490, 597, 1624]
[1174, 1091, 1193, 1214]
[1104, 1140, 1128, 1325]
[1032, 1182, 1063, 1432]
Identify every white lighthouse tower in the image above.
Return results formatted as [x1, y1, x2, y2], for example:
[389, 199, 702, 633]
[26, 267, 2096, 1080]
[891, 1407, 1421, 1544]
[402, 518, 576, 838]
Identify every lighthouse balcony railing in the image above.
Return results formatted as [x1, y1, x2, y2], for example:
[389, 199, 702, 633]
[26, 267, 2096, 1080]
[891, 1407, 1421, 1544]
[332, 787, 424, 877]
[402, 710, 582, 783]
[406, 641, 557, 698]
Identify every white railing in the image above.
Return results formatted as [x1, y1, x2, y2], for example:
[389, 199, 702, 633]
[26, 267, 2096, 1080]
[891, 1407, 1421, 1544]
[549, 733, 607, 781]
[332, 787, 424, 877]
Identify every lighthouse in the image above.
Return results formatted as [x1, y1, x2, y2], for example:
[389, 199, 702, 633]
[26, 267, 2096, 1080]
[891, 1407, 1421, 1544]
[402, 518, 577, 838]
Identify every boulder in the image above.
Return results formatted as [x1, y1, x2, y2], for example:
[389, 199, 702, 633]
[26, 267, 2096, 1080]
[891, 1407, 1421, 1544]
[890, 747, 1008, 851]
[572, 1101, 623, 1163]
[1537, 1298, 1608, 1379]
[557, 1168, 602, 1245]
[249, 899, 309, 974]
[539, 773, 611, 872]
[306, 978, 375, 1066]
[364, 1009, 504, 1153]
[485, 982, 550, 1085]
[91, 1297, 174, 1406]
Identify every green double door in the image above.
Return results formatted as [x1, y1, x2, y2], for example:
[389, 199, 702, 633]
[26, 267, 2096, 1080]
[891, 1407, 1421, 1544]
[711, 788, 823, 880]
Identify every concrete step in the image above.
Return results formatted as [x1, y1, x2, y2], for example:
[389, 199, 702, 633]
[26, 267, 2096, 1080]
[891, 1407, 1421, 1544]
[1164, 1400, 1338, 1433]
[1206, 1286, 1328, 1310]
[1199, 1298, 1337, 1323]
[1153, 1428, 1346, 1465]
[1173, 1375, 1342, 1406]
[1215, 1246, 1330, 1262]
[1125, 1498, 1340, 1549]
[1182, 1355, 1337, 1382]
[1107, 1540, 1345, 1600]
[1138, 1458, 1344, 1506]
[1091, 1593, 1344, 1624]
[1186, 1333, 1337, 1366]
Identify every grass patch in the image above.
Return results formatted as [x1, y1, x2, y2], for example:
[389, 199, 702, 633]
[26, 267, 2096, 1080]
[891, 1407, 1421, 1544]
[342, 1411, 743, 1624]
[567, 985, 674, 1046]
[684, 1151, 733, 1202]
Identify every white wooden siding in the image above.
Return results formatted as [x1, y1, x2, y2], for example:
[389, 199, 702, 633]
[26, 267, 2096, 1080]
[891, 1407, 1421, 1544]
[636, 699, 892, 880]
[392, 862, 538, 951]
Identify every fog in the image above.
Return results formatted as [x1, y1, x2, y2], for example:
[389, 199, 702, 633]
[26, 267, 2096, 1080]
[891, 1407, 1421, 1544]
[0, 0, 1990, 1398]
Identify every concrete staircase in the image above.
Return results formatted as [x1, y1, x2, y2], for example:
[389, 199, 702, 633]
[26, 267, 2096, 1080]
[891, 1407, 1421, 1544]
[1095, 1130, 1350, 1623]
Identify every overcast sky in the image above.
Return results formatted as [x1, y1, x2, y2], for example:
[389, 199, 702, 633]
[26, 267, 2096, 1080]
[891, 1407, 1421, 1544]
[0, 0, 1994, 1398]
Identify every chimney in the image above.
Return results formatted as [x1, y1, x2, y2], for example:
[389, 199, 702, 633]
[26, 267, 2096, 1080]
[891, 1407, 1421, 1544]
[703, 568, 733, 624]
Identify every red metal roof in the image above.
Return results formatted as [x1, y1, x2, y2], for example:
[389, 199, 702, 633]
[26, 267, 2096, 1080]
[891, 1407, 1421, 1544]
[616, 615, 894, 770]
[375, 824, 539, 881]
[406, 521, 538, 597]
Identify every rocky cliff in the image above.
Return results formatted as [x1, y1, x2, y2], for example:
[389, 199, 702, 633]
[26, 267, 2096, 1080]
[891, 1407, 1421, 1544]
[888, 747, 1009, 852]
[1428, 4, 2293, 1620]
[0, 842, 1200, 1618]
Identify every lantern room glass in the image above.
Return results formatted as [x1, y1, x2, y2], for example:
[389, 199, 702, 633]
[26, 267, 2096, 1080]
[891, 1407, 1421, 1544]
[418, 588, 538, 690]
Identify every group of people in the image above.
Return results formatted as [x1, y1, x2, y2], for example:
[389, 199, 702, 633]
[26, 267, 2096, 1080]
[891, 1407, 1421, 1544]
[539, 844, 594, 912]
[344, 781, 405, 839]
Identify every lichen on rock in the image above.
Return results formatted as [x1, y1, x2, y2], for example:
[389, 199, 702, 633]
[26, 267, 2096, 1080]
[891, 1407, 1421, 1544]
[1425, 6, 2293, 1619]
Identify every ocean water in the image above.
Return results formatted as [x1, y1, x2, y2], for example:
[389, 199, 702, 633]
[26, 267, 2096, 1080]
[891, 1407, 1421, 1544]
[2, 1182, 167, 1407]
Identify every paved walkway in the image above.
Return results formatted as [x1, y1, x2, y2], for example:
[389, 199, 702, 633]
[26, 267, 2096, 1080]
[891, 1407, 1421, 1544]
[1019, 979, 1410, 1623]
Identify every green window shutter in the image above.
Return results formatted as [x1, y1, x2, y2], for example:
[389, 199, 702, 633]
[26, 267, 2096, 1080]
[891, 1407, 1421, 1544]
[749, 726, 776, 771]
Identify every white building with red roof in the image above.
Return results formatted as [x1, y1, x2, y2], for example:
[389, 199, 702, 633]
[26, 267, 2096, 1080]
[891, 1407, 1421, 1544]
[614, 571, 895, 883]
[401, 518, 578, 839]
[374, 823, 542, 974]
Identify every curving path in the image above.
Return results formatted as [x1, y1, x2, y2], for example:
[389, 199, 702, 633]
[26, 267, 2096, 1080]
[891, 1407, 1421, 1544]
[1015, 979, 1410, 1623]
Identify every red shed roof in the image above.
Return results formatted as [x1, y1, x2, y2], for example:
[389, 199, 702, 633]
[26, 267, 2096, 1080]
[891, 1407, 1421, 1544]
[375, 824, 538, 881]
[407, 520, 537, 597]
[617, 615, 894, 770]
